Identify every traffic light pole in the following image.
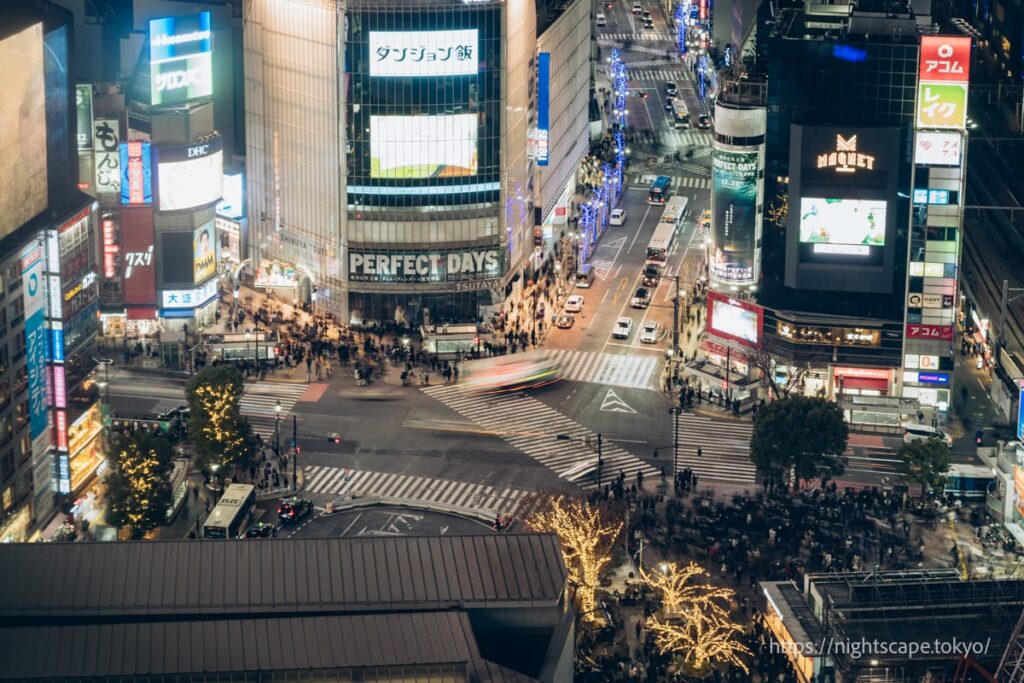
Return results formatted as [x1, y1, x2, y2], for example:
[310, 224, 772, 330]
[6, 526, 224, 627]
[597, 433, 603, 489]
[672, 406, 680, 477]
[672, 275, 680, 360]
[292, 414, 298, 491]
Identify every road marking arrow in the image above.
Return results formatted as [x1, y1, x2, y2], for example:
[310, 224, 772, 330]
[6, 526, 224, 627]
[600, 388, 637, 414]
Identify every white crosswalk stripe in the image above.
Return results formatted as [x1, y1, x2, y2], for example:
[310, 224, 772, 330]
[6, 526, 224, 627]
[239, 382, 307, 441]
[547, 349, 660, 389]
[676, 413, 757, 484]
[663, 130, 714, 147]
[422, 385, 660, 489]
[630, 174, 709, 190]
[598, 32, 675, 41]
[631, 68, 694, 83]
[303, 465, 527, 517]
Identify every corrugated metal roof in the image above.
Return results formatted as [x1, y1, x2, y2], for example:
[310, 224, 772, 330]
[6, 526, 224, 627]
[0, 611, 536, 681]
[0, 534, 567, 620]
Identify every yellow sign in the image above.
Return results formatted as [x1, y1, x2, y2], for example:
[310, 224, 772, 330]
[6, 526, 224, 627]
[816, 134, 876, 174]
[916, 82, 967, 130]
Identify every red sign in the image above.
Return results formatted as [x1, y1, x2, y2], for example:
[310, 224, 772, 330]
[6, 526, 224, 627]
[700, 339, 750, 361]
[120, 206, 156, 307]
[919, 36, 971, 83]
[55, 410, 68, 451]
[102, 218, 118, 279]
[706, 290, 764, 349]
[906, 323, 954, 341]
[833, 367, 891, 380]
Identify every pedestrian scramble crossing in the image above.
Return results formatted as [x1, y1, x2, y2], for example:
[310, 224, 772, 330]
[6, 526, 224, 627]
[240, 381, 307, 441]
[630, 68, 694, 83]
[675, 412, 757, 485]
[598, 32, 675, 41]
[631, 174, 709, 190]
[664, 130, 714, 149]
[422, 385, 661, 490]
[548, 349, 660, 389]
[303, 465, 527, 517]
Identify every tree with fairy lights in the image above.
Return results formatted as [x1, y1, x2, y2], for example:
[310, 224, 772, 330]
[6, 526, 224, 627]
[642, 562, 752, 677]
[185, 365, 255, 476]
[105, 431, 174, 538]
[527, 495, 622, 620]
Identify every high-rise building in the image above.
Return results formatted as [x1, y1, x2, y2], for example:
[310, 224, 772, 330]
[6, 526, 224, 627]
[244, 0, 537, 325]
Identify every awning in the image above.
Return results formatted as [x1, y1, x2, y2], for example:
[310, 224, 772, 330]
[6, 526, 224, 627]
[837, 377, 888, 391]
[126, 307, 157, 320]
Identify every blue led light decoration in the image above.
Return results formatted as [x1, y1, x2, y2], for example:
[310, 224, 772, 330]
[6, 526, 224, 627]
[697, 54, 708, 99]
[674, 3, 687, 55]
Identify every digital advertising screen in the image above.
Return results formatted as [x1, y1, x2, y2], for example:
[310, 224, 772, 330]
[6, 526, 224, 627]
[707, 290, 762, 348]
[193, 222, 217, 284]
[370, 114, 478, 179]
[798, 198, 887, 253]
[369, 30, 478, 77]
[711, 148, 759, 284]
[149, 11, 213, 107]
[0, 24, 48, 239]
[161, 232, 193, 285]
[157, 136, 224, 211]
[120, 206, 156, 306]
[120, 141, 153, 205]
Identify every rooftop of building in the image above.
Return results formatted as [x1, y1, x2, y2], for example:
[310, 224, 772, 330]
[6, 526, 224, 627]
[766, 0, 931, 44]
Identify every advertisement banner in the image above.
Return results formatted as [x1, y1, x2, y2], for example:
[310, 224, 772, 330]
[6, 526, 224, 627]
[156, 135, 223, 211]
[161, 278, 218, 309]
[1018, 381, 1024, 443]
[102, 215, 119, 279]
[1015, 465, 1024, 518]
[255, 259, 298, 288]
[121, 207, 156, 306]
[193, 221, 217, 284]
[93, 117, 121, 195]
[368, 30, 477, 78]
[706, 290, 763, 349]
[914, 130, 962, 166]
[919, 36, 971, 83]
[149, 12, 213, 106]
[710, 149, 758, 284]
[75, 84, 93, 151]
[916, 82, 968, 130]
[537, 52, 550, 167]
[20, 244, 48, 440]
[348, 247, 502, 284]
[369, 114, 477, 179]
[119, 141, 152, 205]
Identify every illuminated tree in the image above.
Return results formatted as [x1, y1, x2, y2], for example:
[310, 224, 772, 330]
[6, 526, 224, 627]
[527, 496, 622, 620]
[642, 562, 752, 676]
[105, 432, 174, 538]
[185, 366, 255, 474]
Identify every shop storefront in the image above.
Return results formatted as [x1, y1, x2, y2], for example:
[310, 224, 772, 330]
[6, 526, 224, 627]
[832, 366, 893, 397]
[100, 311, 162, 339]
[67, 404, 105, 495]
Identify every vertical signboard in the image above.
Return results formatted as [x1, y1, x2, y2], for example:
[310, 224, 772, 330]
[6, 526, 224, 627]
[1018, 381, 1024, 443]
[102, 215, 119, 279]
[536, 52, 550, 167]
[916, 36, 971, 131]
[149, 12, 213, 107]
[43, 230, 69, 495]
[20, 243, 48, 440]
[119, 141, 152, 205]
[93, 117, 121, 195]
[710, 149, 759, 284]
[121, 206, 157, 306]
[75, 84, 93, 152]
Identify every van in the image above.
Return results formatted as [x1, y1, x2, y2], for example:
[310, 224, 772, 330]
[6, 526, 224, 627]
[574, 264, 595, 288]
[902, 424, 953, 447]
[596, 12, 607, 26]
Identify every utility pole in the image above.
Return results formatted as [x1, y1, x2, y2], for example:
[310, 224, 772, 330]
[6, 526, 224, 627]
[597, 433, 603, 489]
[672, 275, 681, 361]
[292, 414, 298, 490]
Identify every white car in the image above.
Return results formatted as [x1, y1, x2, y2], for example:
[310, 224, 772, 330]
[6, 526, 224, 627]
[903, 424, 953, 447]
[596, 12, 607, 26]
[610, 208, 626, 226]
[631, 287, 651, 309]
[632, 2, 643, 13]
[640, 322, 660, 344]
[612, 317, 633, 339]
[565, 294, 585, 313]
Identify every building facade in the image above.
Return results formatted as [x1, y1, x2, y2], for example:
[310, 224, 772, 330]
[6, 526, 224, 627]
[244, 0, 537, 325]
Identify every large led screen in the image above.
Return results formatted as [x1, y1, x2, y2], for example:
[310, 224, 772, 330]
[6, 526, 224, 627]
[149, 12, 213, 106]
[157, 137, 224, 211]
[798, 198, 886, 248]
[370, 114, 478, 180]
[369, 30, 477, 77]
[707, 291, 762, 348]
[0, 24, 47, 239]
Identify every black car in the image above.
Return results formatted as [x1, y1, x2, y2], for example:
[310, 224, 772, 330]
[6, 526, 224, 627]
[277, 497, 313, 523]
[665, 81, 678, 97]
[157, 405, 189, 422]
[696, 114, 712, 130]
[643, 264, 662, 287]
[245, 522, 277, 538]
[664, 97, 676, 112]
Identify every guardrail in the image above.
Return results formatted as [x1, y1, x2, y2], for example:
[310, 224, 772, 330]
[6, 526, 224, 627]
[255, 484, 295, 501]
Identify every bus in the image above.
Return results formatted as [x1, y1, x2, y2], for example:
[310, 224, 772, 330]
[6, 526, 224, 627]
[202, 483, 256, 539]
[670, 99, 690, 129]
[661, 196, 689, 228]
[943, 464, 994, 500]
[647, 175, 671, 205]
[646, 222, 677, 263]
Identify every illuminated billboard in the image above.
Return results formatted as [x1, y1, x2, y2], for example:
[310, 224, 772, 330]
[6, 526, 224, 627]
[798, 198, 887, 252]
[157, 135, 224, 211]
[916, 83, 968, 130]
[914, 131, 962, 166]
[20, 244, 48, 440]
[370, 114, 478, 179]
[193, 221, 217, 284]
[919, 36, 971, 83]
[149, 12, 213, 106]
[121, 207, 156, 306]
[75, 84, 93, 152]
[711, 149, 759, 283]
[707, 290, 763, 348]
[120, 141, 153, 205]
[93, 118, 121, 196]
[0, 24, 48, 239]
[537, 52, 550, 167]
[368, 30, 477, 77]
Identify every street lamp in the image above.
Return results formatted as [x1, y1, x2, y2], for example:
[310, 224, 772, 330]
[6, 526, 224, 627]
[210, 462, 221, 500]
[274, 399, 282, 459]
[245, 331, 251, 368]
